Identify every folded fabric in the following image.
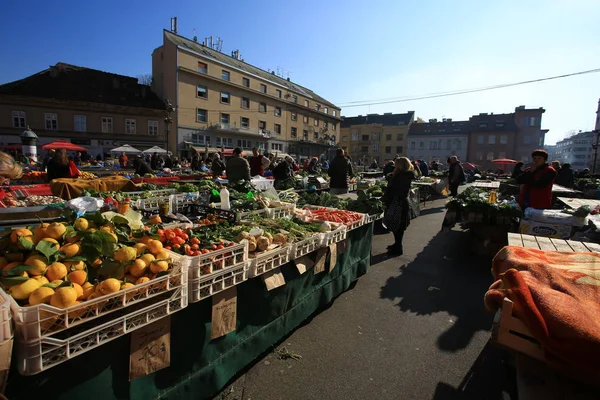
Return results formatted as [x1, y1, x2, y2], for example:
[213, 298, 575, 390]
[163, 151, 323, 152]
[50, 176, 137, 200]
[485, 246, 600, 382]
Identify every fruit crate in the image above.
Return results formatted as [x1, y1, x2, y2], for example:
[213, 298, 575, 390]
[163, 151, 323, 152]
[170, 192, 200, 214]
[9, 253, 188, 342]
[0, 290, 13, 343]
[248, 245, 291, 278]
[188, 262, 249, 303]
[364, 212, 384, 224]
[290, 234, 322, 259]
[320, 223, 347, 247]
[266, 203, 295, 219]
[16, 286, 187, 375]
[137, 195, 172, 213]
[183, 241, 248, 281]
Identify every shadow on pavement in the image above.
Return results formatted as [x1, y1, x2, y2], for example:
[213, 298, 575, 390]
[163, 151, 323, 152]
[417, 206, 446, 217]
[379, 228, 495, 352]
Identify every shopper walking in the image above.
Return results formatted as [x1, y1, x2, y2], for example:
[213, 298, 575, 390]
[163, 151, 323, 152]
[328, 148, 353, 195]
[382, 157, 415, 256]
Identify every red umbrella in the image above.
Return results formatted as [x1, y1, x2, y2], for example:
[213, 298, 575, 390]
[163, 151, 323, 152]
[491, 158, 517, 165]
[41, 141, 87, 152]
[461, 162, 477, 169]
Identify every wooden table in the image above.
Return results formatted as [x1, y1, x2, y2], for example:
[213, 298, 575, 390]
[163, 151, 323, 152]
[472, 180, 500, 189]
[500, 232, 600, 399]
[557, 197, 600, 209]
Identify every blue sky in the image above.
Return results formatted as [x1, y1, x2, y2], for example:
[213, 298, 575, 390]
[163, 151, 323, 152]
[1, 0, 599, 144]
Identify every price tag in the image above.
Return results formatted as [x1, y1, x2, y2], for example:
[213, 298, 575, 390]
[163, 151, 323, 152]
[211, 287, 238, 339]
[262, 268, 286, 290]
[314, 248, 327, 274]
[129, 317, 171, 381]
[329, 243, 338, 272]
[294, 255, 314, 274]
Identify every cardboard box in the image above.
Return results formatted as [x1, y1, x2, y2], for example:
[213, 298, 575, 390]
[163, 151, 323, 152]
[518, 220, 573, 239]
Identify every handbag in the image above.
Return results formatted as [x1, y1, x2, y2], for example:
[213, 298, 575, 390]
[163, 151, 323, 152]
[383, 197, 403, 232]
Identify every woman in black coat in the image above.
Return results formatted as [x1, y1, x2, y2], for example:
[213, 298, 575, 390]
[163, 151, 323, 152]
[46, 148, 71, 182]
[382, 157, 416, 256]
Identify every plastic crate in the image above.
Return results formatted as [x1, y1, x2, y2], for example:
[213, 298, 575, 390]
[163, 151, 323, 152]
[137, 195, 172, 212]
[364, 212, 384, 224]
[321, 223, 347, 247]
[290, 234, 322, 259]
[170, 192, 200, 214]
[248, 245, 291, 278]
[16, 286, 187, 375]
[186, 241, 248, 280]
[266, 203, 295, 219]
[212, 203, 268, 221]
[10, 253, 187, 342]
[189, 262, 249, 303]
[0, 290, 13, 343]
[304, 206, 365, 231]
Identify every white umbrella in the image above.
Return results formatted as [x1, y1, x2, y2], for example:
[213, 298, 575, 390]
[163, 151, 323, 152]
[142, 146, 169, 154]
[110, 144, 142, 153]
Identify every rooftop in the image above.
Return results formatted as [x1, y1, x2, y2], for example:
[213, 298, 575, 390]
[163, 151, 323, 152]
[408, 120, 471, 136]
[164, 30, 338, 109]
[340, 112, 415, 128]
[0, 62, 166, 110]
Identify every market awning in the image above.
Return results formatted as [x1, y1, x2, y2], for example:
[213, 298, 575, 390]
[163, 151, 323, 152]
[192, 146, 220, 154]
[42, 141, 87, 152]
[110, 144, 142, 153]
[142, 146, 169, 154]
[222, 149, 246, 157]
[491, 158, 518, 165]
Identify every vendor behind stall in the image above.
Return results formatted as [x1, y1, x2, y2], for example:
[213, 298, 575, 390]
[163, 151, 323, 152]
[211, 153, 226, 178]
[249, 148, 269, 177]
[226, 147, 251, 183]
[273, 156, 293, 186]
[133, 156, 153, 176]
[46, 148, 74, 181]
[516, 149, 557, 210]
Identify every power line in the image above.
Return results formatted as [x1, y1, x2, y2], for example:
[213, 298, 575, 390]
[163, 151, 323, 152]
[336, 67, 600, 108]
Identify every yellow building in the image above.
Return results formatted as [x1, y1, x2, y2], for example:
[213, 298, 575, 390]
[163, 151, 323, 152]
[339, 112, 414, 164]
[152, 29, 342, 159]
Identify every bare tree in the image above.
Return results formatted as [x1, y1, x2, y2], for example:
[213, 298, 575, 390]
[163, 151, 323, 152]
[137, 73, 153, 85]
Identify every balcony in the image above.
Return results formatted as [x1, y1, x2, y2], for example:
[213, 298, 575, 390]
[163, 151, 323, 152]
[199, 122, 273, 138]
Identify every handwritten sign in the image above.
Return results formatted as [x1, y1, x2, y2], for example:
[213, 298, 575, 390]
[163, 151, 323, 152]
[211, 287, 237, 339]
[314, 248, 328, 274]
[262, 268, 286, 291]
[329, 243, 338, 273]
[294, 255, 314, 274]
[129, 317, 171, 381]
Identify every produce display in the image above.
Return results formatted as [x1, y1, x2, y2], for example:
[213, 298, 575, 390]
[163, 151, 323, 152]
[144, 225, 236, 257]
[346, 190, 384, 215]
[1, 195, 65, 208]
[78, 172, 98, 180]
[299, 207, 364, 226]
[445, 187, 522, 217]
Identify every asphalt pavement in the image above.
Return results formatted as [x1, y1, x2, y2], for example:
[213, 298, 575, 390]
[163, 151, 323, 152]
[216, 198, 514, 400]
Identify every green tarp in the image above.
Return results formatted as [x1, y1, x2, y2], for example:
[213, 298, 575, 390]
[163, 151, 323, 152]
[7, 224, 372, 400]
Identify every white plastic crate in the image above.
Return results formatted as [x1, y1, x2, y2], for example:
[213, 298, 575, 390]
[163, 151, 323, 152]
[0, 290, 13, 343]
[170, 192, 200, 214]
[137, 195, 172, 212]
[213, 203, 269, 220]
[184, 241, 248, 280]
[304, 206, 365, 231]
[364, 212, 384, 224]
[10, 253, 187, 342]
[321, 224, 347, 247]
[189, 262, 249, 303]
[266, 203, 295, 219]
[248, 245, 291, 278]
[16, 286, 187, 375]
[290, 234, 322, 259]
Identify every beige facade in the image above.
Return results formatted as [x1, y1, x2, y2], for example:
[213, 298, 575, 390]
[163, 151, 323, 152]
[152, 30, 342, 158]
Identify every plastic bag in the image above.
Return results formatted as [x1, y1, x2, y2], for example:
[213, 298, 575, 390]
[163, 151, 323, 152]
[66, 197, 103, 216]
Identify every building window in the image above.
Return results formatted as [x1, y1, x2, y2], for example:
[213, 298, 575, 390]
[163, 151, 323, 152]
[196, 108, 207, 122]
[410, 141, 415, 150]
[238, 139, 251, 149]
[45, 113, 58, 130]
[259, 120, 266, 130]
[324, 122, 328, 130]
[396, 146, 403, 154]
[221, 113, 230, 125]
[342, 136, 348, 142]
[523, 135, 532, 145]
[148, 120, 158, 135]
[198, 62, 207, 74]
[291, 127, 297, 137]
[242, 77, 250, 87]
[276, 89, 282, 98]
[304, 100, 309, 107]
[419, 141, 424, 150]
[271, 143, 283, 152]
[488, 135, 496, 144]
[101, 117, 113, 133]
[197, 85, 207, 98]
[500, 135, 507, 144]
[352, 133, 359, 141]
[125, 119, 136, 134]
[303, 130, 309, 140]
[260, 84, 267, 94]
[292, 95, 298, 104]
[274, 124, 281, 134]
[332, 123, 337, 131]
[486, 152, 494, 160]
[314, 119, 319, 127]
[12, 111, 26, 128]
[291, 112, 297, 121]
[257, 142, 266, 150]
[385, 146, 391, 154]
[476, 152, 483, 161]
[73, 115, 86, 132]
[372, 144, 379, 153]
[324, 107, 328, 114]
[479, 123, 488, 128]
[303, 115, 309, 124]
[456, 141, 462, 150]
[240, 117, 250, 129]
[371, 132, 380, 140]
[274, 107, 282, 117]
[222, 70, 230, 81]
[496, 122, 505, 127]
[333, 110, 337, 117]
[220, 92, 230, 104]
[524, 117, 538, 126]
[362, 135, 369, 141]
[241, 97, 250, 109]
[315, 104, 321, 112]
[361, 146, 368, 153]
[386, 134, 392, 141]
[314, 132, 319, 140]
[477, 135, 484, 145]
[498, 152, 506, 159]
[259, 102, 266, 113]
[192, 134, 210, 146]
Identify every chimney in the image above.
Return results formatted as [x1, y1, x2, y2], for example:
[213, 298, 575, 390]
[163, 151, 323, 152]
[170, 17, 178, 34]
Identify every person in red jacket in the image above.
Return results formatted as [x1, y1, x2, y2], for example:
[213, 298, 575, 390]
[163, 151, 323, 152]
[248, 148, 269, 177]
[516, 149, 557, 209]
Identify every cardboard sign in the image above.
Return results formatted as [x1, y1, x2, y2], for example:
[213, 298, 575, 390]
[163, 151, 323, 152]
[294, 255, 314, 274]
[211, 287, 238, 339]
[262, 268, 286, 291]
[129, 317, 171, 380]
[337, 239, 348, 254]
[329, 243, 338, 272]
[0, 338, 13, 393]
[314, 248, 328, 274]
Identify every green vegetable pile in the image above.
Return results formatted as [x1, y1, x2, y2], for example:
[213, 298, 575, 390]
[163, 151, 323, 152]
[446, 187, 522, 217]
[346, 190, 384, 215]
[296, 192, 348, 209]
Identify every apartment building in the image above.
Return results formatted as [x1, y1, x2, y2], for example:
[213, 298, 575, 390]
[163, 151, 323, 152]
[547, 131, 595, 171]
[406, 118, 469, 163]
[151, 29, 342, 159]
[0, 63, 167, 158]
[338, 112, 414, 164]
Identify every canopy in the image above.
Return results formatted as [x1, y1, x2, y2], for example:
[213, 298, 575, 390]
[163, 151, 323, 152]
[42, 141, 87, 152]
[491, 158, 517, 165]
[222, 149, 246, 157]
[461, 162, 477, 169]
[142, 146, 168, 154]
[110, 144, 141, 153]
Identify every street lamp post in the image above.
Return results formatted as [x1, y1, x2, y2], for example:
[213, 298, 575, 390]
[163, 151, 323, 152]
[20, 126, 38, 162]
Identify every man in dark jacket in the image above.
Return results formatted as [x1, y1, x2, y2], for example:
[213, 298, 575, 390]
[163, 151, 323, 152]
[383, 160, 395, 176]
[556, 163, 574, 188]
[328, 148, 353, 195]
[419, 160, 429, 177]
[448, 156, 464, 196]
[211, 153, 226, 178]
[150, 152, 159, 169]
[225, 148, 251, 183]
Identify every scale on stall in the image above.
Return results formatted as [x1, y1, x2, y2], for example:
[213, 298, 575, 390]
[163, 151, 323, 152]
[308, 177, 329, 190]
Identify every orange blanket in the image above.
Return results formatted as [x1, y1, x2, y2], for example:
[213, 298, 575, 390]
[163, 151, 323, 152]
[485, 246, 600, 382]
[50, 176, 137, 200]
